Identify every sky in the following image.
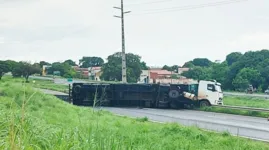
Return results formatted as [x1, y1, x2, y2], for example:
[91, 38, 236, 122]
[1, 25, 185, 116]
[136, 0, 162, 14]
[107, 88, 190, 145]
[0, 0, 268, 67]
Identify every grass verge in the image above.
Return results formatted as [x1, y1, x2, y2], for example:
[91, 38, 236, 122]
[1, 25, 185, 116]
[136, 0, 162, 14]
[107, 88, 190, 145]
[199, 107, 269, 118]
[1, 81, 269, 149]
[2, 76, 68, 93]
[224, 96, 269, 109]
[198, 96, 269, 118]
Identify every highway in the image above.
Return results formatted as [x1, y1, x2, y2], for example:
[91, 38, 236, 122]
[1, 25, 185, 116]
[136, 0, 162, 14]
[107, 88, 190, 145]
[31, 76, 269, 99]
[36, 88, 269, 142]
[102, 107, 269, 141]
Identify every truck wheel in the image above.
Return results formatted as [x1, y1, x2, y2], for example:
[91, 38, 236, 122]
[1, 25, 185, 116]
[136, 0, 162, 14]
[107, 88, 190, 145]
[169, 90, 179, 99]
[199, 100, 210, 108]
[74, 85, 81, 94]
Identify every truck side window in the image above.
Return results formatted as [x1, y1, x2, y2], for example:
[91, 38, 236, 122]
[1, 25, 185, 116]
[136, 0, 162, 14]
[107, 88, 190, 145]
[207, 84, 215, 91]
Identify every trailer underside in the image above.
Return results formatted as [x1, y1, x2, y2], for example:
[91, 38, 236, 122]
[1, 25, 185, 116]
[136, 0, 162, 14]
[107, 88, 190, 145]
[71, 83, 201, 109]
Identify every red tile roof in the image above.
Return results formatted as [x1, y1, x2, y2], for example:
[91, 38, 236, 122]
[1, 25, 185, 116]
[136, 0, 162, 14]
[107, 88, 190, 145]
[150, 70, 172, 75]
[90, 67, 101, 70]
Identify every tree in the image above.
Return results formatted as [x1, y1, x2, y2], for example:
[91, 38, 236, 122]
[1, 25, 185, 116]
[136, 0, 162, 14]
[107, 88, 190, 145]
[48, 62, 75, 78]
[232, 76, 249, 91]
[79, 57, 104, 68]
[210, 62, 229, 87]
[140, 61, 149, 70]
[12, 62, 40, 82]
[235, 68, 262, 89]
[162, 65, 171, 71]
[181, 66, 212, 81]
[260, 66, 269, 90]
[0, 61, 10, 80]
[162, 65, 179, 72]
[226, 52, 243, 66]
[5, 60, 19, 71]
[64, 59, 77, 66]
[182, 61, 194, 68]
[101, 52, 145, 83]
[231, 67, 262, 91]
[192, 58, 212, 67]
[39, 61, 51, 68]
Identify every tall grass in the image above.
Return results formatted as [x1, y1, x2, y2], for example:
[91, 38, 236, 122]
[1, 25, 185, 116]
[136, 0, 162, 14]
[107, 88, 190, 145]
[0, 80, 269, 149]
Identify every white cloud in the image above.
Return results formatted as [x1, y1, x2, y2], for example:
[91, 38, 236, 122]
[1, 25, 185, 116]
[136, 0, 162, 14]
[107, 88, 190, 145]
[0, 0, 268, 66]
[226, 32, 269, 51]
[0, 37, 4, 44]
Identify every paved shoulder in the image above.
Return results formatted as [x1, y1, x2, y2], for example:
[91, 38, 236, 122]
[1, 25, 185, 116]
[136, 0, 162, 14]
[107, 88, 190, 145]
[103, 107, 269, 141]
[35, 88, 68, 95]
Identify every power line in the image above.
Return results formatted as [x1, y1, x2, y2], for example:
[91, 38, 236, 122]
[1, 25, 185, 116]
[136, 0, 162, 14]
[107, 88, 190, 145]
[131, 0, 248, 15]
[144, 0, 247, 11]
[125, 0, 173, 6]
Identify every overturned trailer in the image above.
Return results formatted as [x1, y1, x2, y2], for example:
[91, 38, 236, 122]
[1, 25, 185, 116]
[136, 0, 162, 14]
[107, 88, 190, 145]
[71, 80, 223, 109]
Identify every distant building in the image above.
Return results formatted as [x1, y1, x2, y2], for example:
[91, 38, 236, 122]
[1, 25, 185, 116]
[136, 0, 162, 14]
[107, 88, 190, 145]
[178, 67, 190, 74]
[149, 69, 173, 80]
[73, 66, 90, 78]
[139, 70, 150, 83]
[89, 67, 102, 81]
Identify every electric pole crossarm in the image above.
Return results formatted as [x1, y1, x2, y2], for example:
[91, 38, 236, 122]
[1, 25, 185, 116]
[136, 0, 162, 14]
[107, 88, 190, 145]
[113, 6, 121, 9]
[114, 15, 122, 18]
[124, 11, 131, 14]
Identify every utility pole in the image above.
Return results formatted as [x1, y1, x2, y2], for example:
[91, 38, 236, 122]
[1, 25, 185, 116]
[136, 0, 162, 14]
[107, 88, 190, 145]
[113, 0, 131, 83]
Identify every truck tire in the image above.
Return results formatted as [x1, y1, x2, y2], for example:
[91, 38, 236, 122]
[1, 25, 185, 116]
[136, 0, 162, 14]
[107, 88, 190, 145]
[199, 100, 210, 108]
[169, 90, 179, 99]
[73, 85, 81, 94]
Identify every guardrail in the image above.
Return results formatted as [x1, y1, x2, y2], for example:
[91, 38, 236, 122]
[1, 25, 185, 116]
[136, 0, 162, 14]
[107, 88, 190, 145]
[213, 105, 269, 112]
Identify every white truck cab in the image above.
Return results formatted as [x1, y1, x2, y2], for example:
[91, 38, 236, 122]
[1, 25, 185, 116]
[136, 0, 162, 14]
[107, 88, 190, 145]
[182, 80, 223, 107]
[197, 80, 223, 106]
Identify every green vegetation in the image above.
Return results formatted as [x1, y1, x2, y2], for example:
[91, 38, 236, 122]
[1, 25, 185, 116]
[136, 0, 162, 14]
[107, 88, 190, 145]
[198, 96, 269, 118]
[101, 52, 148, 83]
[31, 80, 69, 93]
[224, 96, 269, 109]
[182, 49, 269, 91]
[1, 80, 269, 149]
[2, 76, 68, 93]
[200, 107, 269, 118]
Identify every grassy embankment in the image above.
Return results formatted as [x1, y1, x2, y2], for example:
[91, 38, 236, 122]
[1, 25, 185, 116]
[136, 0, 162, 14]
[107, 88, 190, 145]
[3, 76, 68, 93]
[200, 96, 269, 118]
[3, 76, 269, 118]
[1, 79, 269, 149]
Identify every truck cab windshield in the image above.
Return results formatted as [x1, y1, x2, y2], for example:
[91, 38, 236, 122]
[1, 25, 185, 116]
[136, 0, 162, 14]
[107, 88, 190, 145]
[215, 85, 222, 93]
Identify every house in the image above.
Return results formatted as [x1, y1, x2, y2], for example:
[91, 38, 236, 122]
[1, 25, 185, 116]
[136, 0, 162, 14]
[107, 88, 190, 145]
[149, 69, 173, 80]
[138, 68, 194, 84]
[88, 67, 102, 81]
[178, 67, 190, 74]
[73, 66, 89, 78]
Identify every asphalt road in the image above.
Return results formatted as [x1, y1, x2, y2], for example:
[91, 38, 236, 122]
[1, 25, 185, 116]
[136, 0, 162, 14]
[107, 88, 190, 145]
[102, 107, 269, 141]
[37, 88, 269, 142]
[30, 76, 88, 85]
[36, 88, 68, 95]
